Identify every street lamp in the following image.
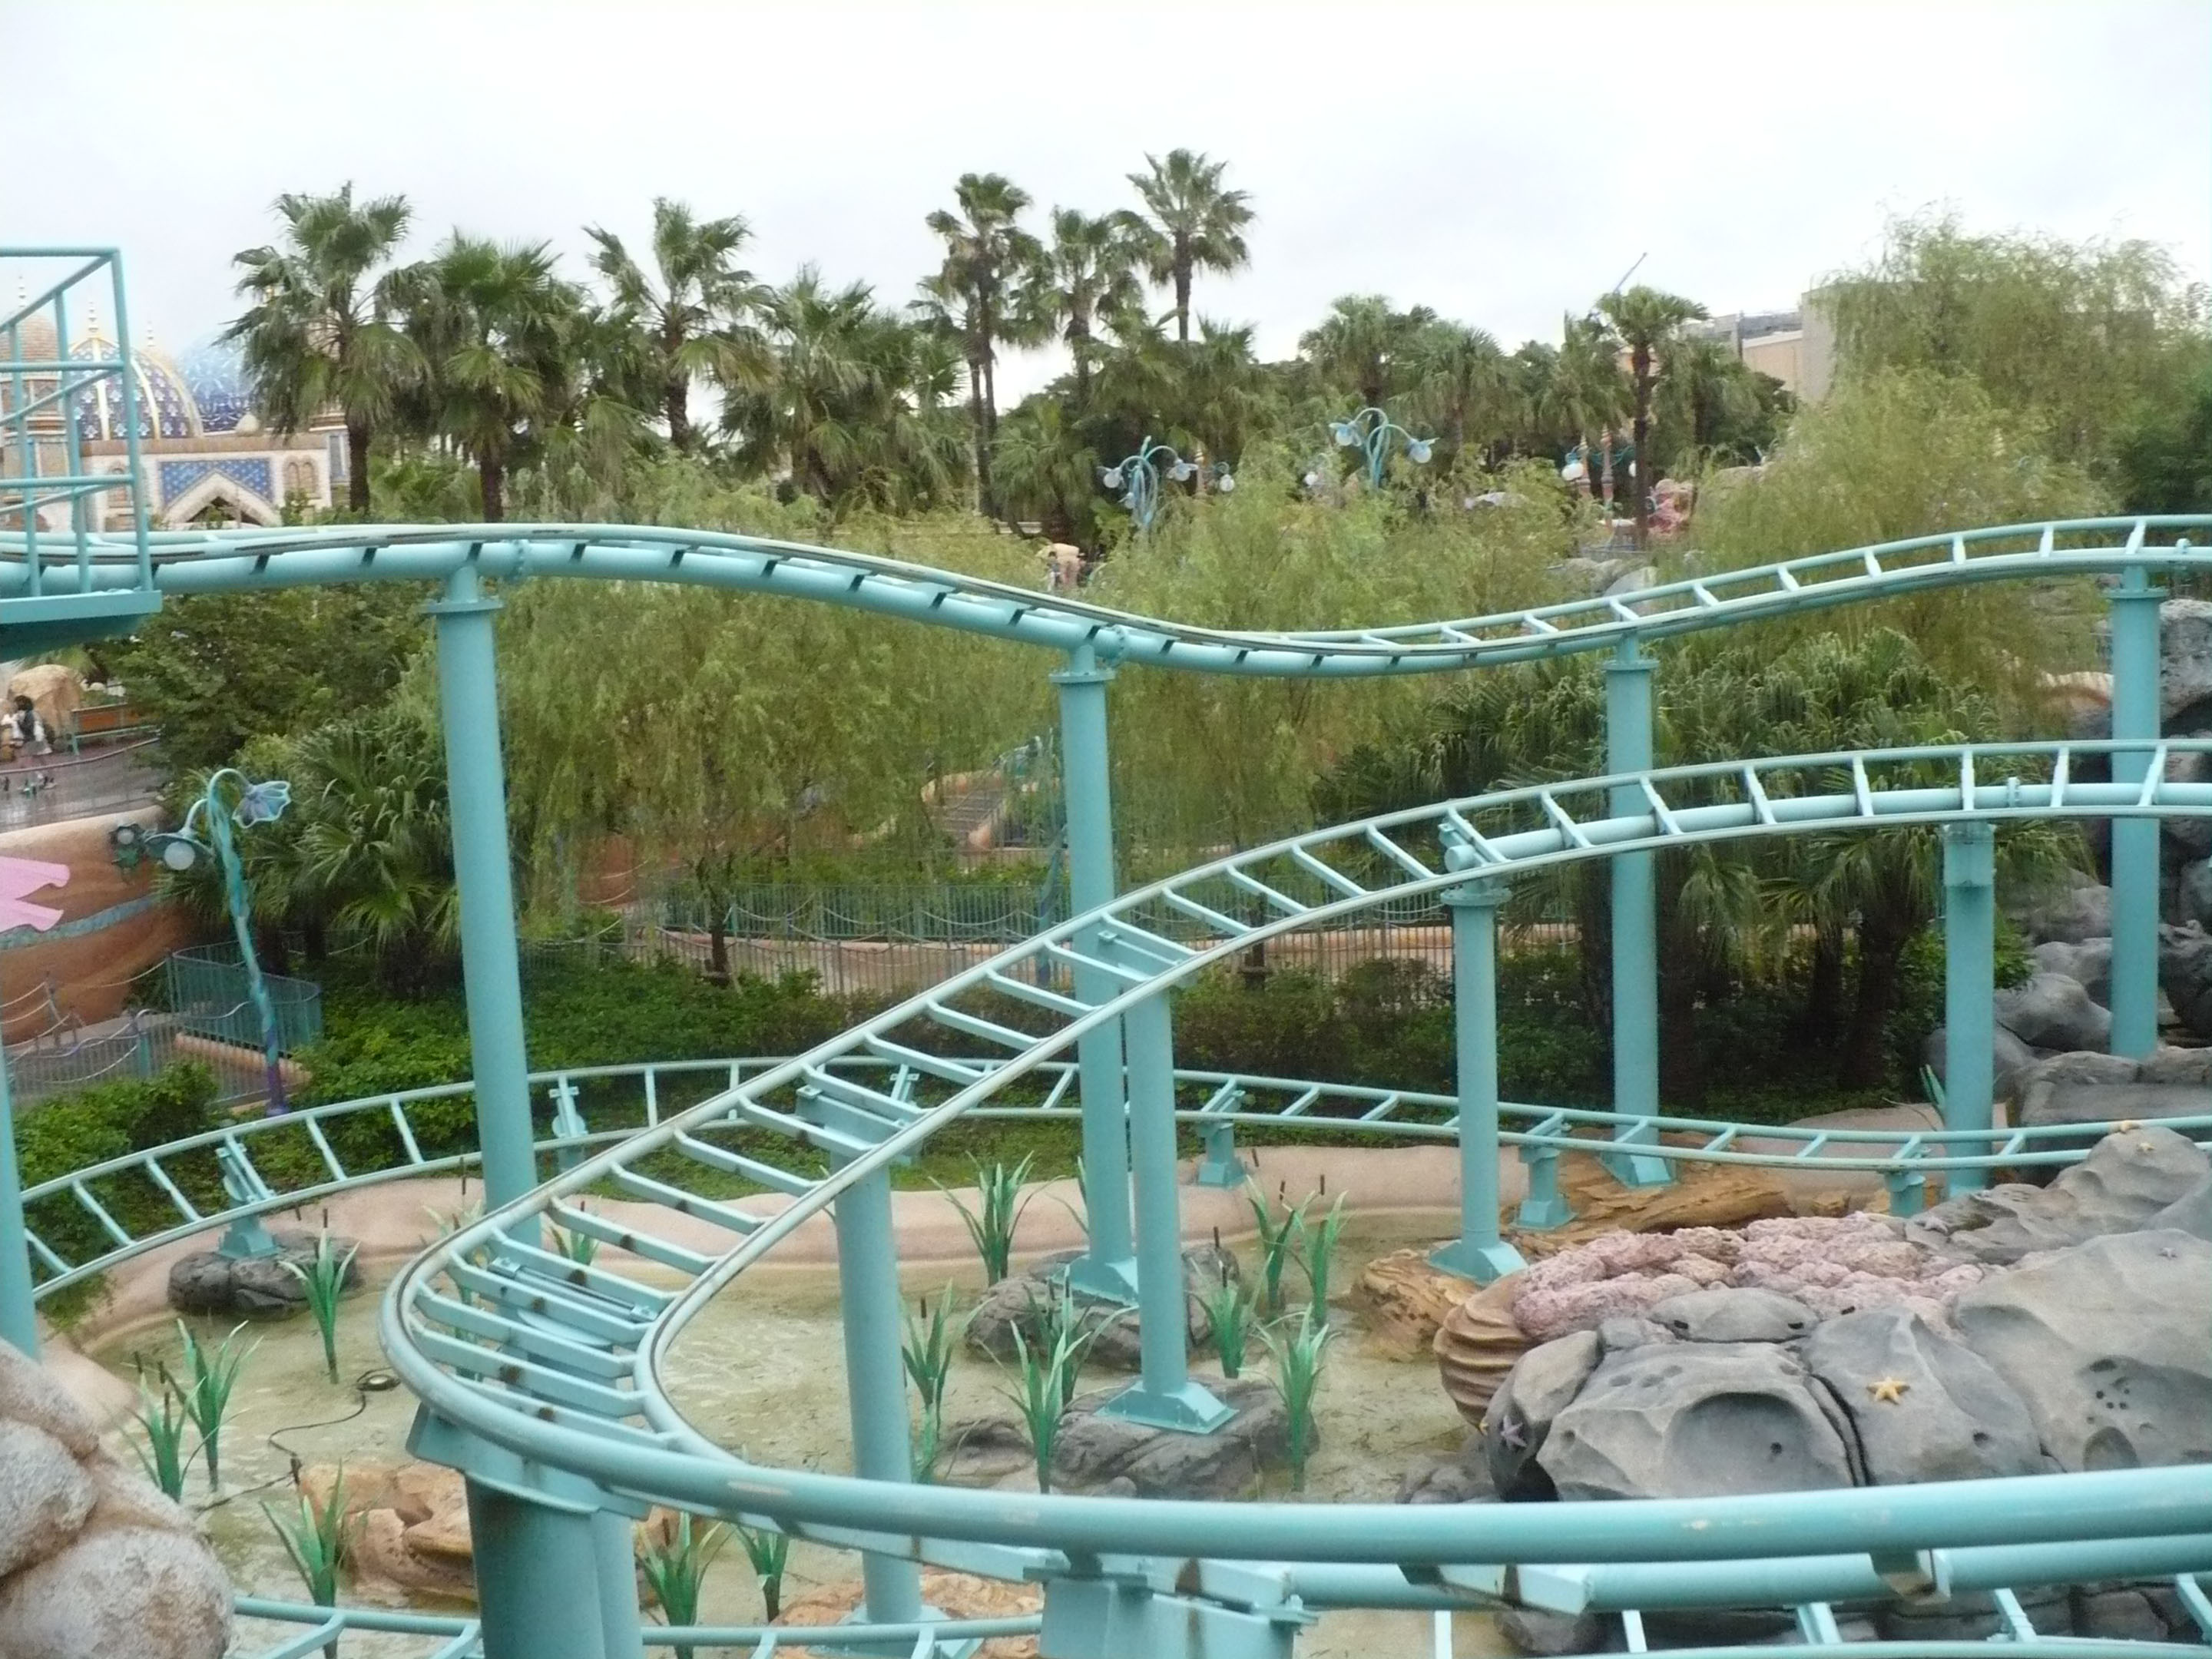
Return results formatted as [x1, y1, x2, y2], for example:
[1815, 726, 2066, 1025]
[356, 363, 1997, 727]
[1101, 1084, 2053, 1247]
[1328, 406, 1435, 490]
[1098, 435, 1233, 534]
[150, 769, 293, 1114]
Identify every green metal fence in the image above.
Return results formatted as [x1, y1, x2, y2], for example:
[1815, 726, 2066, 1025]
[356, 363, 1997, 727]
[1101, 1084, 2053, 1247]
[162, 943, 322, 1053]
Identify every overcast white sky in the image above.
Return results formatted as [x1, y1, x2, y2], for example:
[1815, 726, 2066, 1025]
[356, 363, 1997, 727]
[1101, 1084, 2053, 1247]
[5, 2, 2207, 401]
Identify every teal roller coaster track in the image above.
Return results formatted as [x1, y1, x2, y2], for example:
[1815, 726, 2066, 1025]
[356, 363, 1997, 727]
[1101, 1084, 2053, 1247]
[5, 249, 2210, 1658]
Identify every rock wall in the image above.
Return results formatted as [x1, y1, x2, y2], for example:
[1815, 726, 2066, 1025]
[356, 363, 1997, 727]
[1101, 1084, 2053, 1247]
[0, 808, 194, 1041]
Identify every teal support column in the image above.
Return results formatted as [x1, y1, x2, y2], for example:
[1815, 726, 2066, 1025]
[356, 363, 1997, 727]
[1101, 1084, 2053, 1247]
[1101, 987, 1230, 1432]
[1942, 823, 1996, 1197]
[0, 1048, 38, 1357]
[2109, 565, 2164, 1059]
[1052, 645, 1138, 1304]
[427, 566, 538, 1233]
[465, 1484, 627, 1659]
[1604, 637, 1671, 1187]
[830, 1154, 922, 1624]
[1430, 879, 1526, 1283]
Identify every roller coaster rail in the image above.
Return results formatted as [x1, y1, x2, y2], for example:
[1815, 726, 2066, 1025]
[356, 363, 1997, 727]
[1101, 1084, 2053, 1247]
[5, 466, 2212, 1651]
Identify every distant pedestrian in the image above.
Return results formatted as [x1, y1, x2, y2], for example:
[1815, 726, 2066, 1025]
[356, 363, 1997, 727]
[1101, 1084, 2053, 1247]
[3, 697, 48, 760]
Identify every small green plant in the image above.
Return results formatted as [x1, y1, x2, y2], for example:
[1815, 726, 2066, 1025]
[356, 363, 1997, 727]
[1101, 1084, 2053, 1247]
[912, 1400, 942, 1485]
[1001, 1323, 1075, 1493]
[902, 1290, 959, 1419]
[551, 1209, 601, 1267]
[281, 1231, 359, 1385]
[639, 1510, 731, 1659]
[164, 1320, 255, 1491]
[1201, 1274, 1252, 1380]
[1260, 1310, 1334, 1493]
[125, 1370, 194, 1502]
[1026, 1280, 1096, 1409]
[264, 1468, 353, 1657]
[1247, 1184, 1312, 1316]
[939, 1154, 1036, 1284]
[1299, 1195, 1348, 1326]
[736, 1522, 790, 1621]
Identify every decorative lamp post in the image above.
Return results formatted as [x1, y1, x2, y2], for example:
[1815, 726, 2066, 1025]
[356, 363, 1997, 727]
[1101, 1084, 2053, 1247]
[1329, 406, 1434, 489]
[1098, 435, 1233, 534]
[150, 770, 293, 1114]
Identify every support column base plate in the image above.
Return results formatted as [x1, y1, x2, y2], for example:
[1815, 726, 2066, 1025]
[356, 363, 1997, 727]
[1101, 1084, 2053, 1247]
[1427, 1237, 1527, 1283]
[1096, 1377, 1234, 1434]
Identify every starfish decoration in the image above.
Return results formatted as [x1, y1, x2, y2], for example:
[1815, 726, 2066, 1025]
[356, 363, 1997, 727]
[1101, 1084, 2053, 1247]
[2140, 1140, 2159, 1153]
[2114, 1119, 2141, 1133]
[1497, 1416, 1528, 1450]
[1867, 1376, 1911, 1405]
[0, 856, 69, 935]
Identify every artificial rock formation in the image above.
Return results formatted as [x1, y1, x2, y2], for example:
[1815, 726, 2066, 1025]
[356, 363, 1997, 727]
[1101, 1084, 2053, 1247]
[167, 1230, 363, 1320]
[299, 1460, 476, 1601]
[965, 1247, 1236, 1371]
[0, 1346, 228, 1659]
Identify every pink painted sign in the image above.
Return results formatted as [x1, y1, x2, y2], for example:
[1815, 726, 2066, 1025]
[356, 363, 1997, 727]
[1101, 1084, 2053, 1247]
[0, 858, 71, 935]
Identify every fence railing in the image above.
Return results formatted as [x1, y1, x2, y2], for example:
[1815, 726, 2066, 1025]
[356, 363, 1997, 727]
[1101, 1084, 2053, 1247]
[163, 944, 322, 1052]
[7, 1009, 272, 1108]
[0, 734, 161, 831]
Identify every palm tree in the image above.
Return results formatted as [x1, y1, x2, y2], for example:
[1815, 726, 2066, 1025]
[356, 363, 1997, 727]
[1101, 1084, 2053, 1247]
[1597, 286, 1709, 548]
[584, 198, 767, 452]
[1298, 296, 1436, 412]
[922, 174, 1045, 514]
[227, 184, 417, 515]
[1035, 207, 1146, 406]
[1413, 322, 1508, 466]
[1128, 149, 1253, 344]
[398, 236, 581, 521]
[1551, 313, 1631, 514]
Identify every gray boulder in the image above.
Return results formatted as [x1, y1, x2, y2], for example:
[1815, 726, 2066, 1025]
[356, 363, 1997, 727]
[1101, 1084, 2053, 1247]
[1907, 1126, 2212, 1262]
[2137, 1045, 2212, 1087]
[1954, 1229, 2212, 1470]
[2161, 596, 2212, 726]
[2032, 937, 2112, 1003]
[1051, 1379, 1286, 1498]
[2177, 859, 2212, 929]
[1877, 1587, 2072, 1644]
[1800, 1308, 2042, 1485]
[1484, 1330, 1601, 1500]
[1396, 1439, 1495, 1505]
[2022, 881, 2111, 945]
[965, 1246, 1236, 1371]
[1922, 1022, 2039, 1100]
[1537, 1343, 1857, 1502]
[165, 1230, 362, 1320]
[1595, 1316, 1676, 1353]
[1993, 972, 2111, 1052]
[1645, 1286, 1815, 1343]
[2158, 923, 2212, 1038]
[1496, 1608, 1609, 1656]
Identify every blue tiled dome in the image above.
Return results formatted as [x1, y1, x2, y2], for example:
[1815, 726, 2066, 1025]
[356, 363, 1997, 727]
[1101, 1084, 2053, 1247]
[176, 336, 254, 435]
[70, 329, 199, 442]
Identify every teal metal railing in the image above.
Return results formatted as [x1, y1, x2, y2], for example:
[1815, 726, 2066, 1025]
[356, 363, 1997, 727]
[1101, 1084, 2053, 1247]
[163, 943, 321, 1054]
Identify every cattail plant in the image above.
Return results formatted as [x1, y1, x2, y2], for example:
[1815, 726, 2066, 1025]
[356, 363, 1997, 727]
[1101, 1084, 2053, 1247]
[1299, 1195, 1348, 1327]
[1001, 1324, 1078, 1494]
[165, 1320, 255, 1492]
[281, 1232, 359, 1385]
[736, 1523, 790, 1621]
[264, 1468, 352, 1657]
[640, 1510, 731, 1659]
[551, 1204, 601, 1267]
[903, 1290, 960, 1483]
[1260, 1310, 1334, 1493]
[126, 1371, 194, 1502]
[940, 1154, 1035, 1284]
[1026, 1280, 1096, 1409]
[1200, 1274, 1252, 1379]
[1247, 1184, 1312, 1316]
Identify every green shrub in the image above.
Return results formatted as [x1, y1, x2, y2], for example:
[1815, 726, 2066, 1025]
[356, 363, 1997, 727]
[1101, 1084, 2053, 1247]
[18, 1065, 223, 1280]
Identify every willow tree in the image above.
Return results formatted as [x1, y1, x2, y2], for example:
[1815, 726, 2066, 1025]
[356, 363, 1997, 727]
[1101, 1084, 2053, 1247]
[494, 491, 1044, 975]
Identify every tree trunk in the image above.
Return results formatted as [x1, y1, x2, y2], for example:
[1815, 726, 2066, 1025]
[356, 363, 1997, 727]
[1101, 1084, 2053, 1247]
[1839, 918, 1912, 1090]
[345, 421, 372, 515]
[478, 454, 505, 523]
[1796, 922, 1845, 1048]
[1598, 428, 1615, 511]
[967, 367, 992, 515]
[1174, 253, 1193, 343]
[1630, 345, 1654, 550]
[666, 375, 693, 452]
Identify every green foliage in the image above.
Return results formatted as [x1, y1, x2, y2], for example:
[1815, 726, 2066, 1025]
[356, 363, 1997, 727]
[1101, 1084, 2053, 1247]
[1200, 1273, 1251, 1379]
[639, 1510, 731, 1657]
[902, 1290, 959, 1426]
[735, 1523, 790, 1621]
[18, 1065, 221, 1280]
[264, 1469, 354, 1611]
[1298, 1195, 1347, 1326]
[126, 1371, 194, 1502]
[167, 1320, 256, 1492]
[106, 586, 424, 780]
[1244, 1185, 1310, 1319]
[1260, 1310, 1333, 1492]
[1000, 1323, 1075, 1495]
[280, 1231, 359, 1384]
[939, 1154, 1035, 1285]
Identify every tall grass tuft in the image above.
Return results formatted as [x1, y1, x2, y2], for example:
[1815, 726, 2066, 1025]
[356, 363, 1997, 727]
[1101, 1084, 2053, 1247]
[264, 1468, 353, 1657]
[1026, 1279, 1096, 1409]
[1298, 1195, 1348, 1326]
[551, 1205, 601, 1267]
[165, 1320, 255, 1492]
[736, 1523, 790, 1621]
[126, 1369, 194, 1502]
[939, 1154, 1036, 1283]
[903, 1289, 960, 1484]
[1260, 1310, 1334, 1492]
[1001, 1324, 1076, 1494]
[281, 1232, 359, 1385]
[1247, 1184, 1311, 1316]
[640, 1510, 731, 1659]
[1200, 1274, 1252, 1379]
